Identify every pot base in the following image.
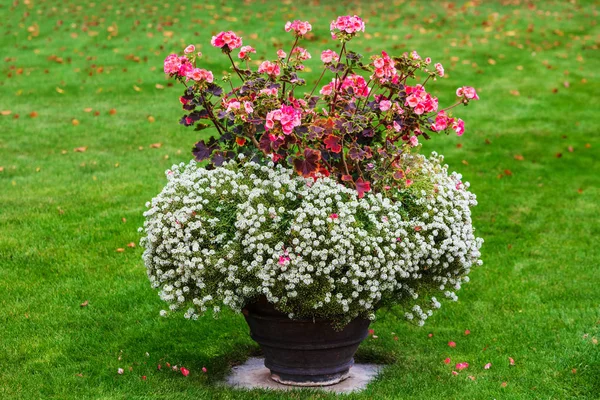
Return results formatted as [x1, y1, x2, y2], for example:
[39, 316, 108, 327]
[270, 369, 350, 387]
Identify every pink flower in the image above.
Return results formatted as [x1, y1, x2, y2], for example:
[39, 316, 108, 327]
[184, 44, 195, 54]
[452, 371, 459, 376]
[444, 358, 451, 365]
[393, 121, 401, 132]
[265, 105, 302, 135]
[277, 49, 286, 59]
[484, 363, 492, 370]
[448, 341, 456, 348]
[278, 254, 290, 265]
[291, 47, 311, 61]
[435, 62, 445, 77]
[178, 56, 193, 77]
[260, 87, 278, 97]
[452, 118, 465, 136]
[211, 31, 243, 51]
[243, 101, 254, 114]
[321, 49, 339, 64]
[180, 367, 189, 377]
[238, 45, 256, 59]
[329, 213, 339, 219]
[379, 100, 392, 111]
[509, 357, 515, 366]
[431, 110, 452, 132]
[372, 51, 396, 81]
[456, 86, 479, 100]
[411, 50, 421, 60]
[117, 368, 124, 375]
[330, 15, 365, 39]
[406, 95, 420, 108]
[187, 68, 214, 83]
[455, 362, 469, 371]
[163, 54, 181, 75]
[425, 57, 432, 64]
[285, 20, 312, 36]
[258, 61, 281, 77]
[464, 329, 471, 335]
[202, 367, 207, 373]
[409, 136, 419, 147]
[319, 80, 336, 96]
[225, 100, 241, 113]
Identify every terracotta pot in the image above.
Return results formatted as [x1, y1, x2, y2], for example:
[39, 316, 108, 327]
[243, 296, 370, 386]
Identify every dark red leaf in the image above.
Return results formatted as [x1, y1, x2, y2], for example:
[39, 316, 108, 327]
[293, 148, 321, 177]
[324, 134, 342, 153]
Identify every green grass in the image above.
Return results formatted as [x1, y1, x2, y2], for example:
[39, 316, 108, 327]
[1, 0, 599, 398]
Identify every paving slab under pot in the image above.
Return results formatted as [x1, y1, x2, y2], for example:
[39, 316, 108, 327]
[225, 357, 382, 394]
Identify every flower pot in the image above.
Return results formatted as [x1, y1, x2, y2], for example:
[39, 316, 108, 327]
[242, 296, 370, 386]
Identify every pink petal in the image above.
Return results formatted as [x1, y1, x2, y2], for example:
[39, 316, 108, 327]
[509, 357, 515, 366]
[452, 371, 459, 376]
[484, 363, 492, 370]
[448, 341, 456, 348]
[202, 367, 207, 373]
[464, 329, 471, 335]
[444, 358, 451, 364]
[180, 367, 189, 377]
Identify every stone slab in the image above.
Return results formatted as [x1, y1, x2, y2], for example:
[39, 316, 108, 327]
[225, 357, 382, 394]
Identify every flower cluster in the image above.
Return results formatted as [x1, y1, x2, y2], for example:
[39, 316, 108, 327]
[152, 16, 483, 326]
[141, 156, 482, 327]
[163, 16, 479, 202]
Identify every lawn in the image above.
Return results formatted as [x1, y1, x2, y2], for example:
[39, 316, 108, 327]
[1, 0, 599, 398]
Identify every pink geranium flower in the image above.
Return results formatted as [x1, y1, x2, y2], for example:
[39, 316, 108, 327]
[456, 86, 479, 100]
[187, 68, 214, 83]
[238, 45, 256, 59]
[291, 47, 311, 61]
[321, 49, 339, 64]
[435, 62, 445, 77]
[330, 15, 365, 39]
[258, 61, 281, 77]
[285, 20, 312, 36]
[211, 31, 243, 51]
[455, 362, 469, 371]
[184, 45, 195, 54]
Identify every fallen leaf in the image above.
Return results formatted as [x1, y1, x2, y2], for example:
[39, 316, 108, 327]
[572, 368, 577, 374]
[72, 119, 80, 126]
[76, 373, 83, 377]
[556, 153, 562, 158]
[514, 154, 524, 161]
[127, 242, 136, 248]
[29, 111, 38, 118]
[501, 382, 507, 387]
[73, 146, 87, 152]
[116, 248, 125, 253]
[568, 146, 574, 152]
[0, 167, 3, 172]
[155, 84, 164, 89]
[578, 188, 583, 194]
[133, 85, 142, 92]
[122, 218, 127, 223]
[456, 143, 463, 149]
[509, 357, 515, 366]
[468, 375, 476, 381]
[428, 333, 433, 338]
[109, 109, 117, 115]
[585, 143, 591, 148]
[552, 88, 558, 93]
[80, 300, 89, 307]
[84, 107, 93, 112]
[462, 160, 469, 165]
[504, 169, 513, 176]
[1, 110, 11, 116]
[56, 87, 65, 94]
[510, 89, 520, 96]
[147, 116, 155, 123]
[488, 58, 496, 65]
[150, 143, 162, 148]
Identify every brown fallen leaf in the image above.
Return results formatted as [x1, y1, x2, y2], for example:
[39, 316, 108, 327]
[485, 139, 491, 144]
[116, 248, 125, 253]
[127, 242, 136, 248]
[578, 188, 583, 194]
[122, 218, 127, 223]
[56, 87, 65, 94]
[556, 153, 562, 158]
[133, 85, 142, 92]
[150, 143, 162, 148]
[76, 373, 84, 377]
[461, 160, 469, 165]
[514, 154, 524, 161]
[72, 119, 80, 126]
[84, 107, 93, 112]
[80, 300, 89, 307]
[29, 111, 38, 118]
[456, 143, 463, 149]
[109, 108, 117, 115]
[585, 143, 591, 148]
[504, 169, 513, 176]
[138, 146, 144, 151]
[147, 116, 155, 123]
[1, 110, 11, 116]
[0, 167, 4, 172]
[568, 146, 574, 152]
[509, 89, 520, 96]
[501, 382, 507, 388]
[552, 88, 558, 93]
[155, 84, 165, 89]
[73, 146, 87, 152]
[488, 58, 496, 65]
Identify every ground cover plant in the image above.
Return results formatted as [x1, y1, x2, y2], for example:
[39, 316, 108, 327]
[0, 0, 599, 399]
